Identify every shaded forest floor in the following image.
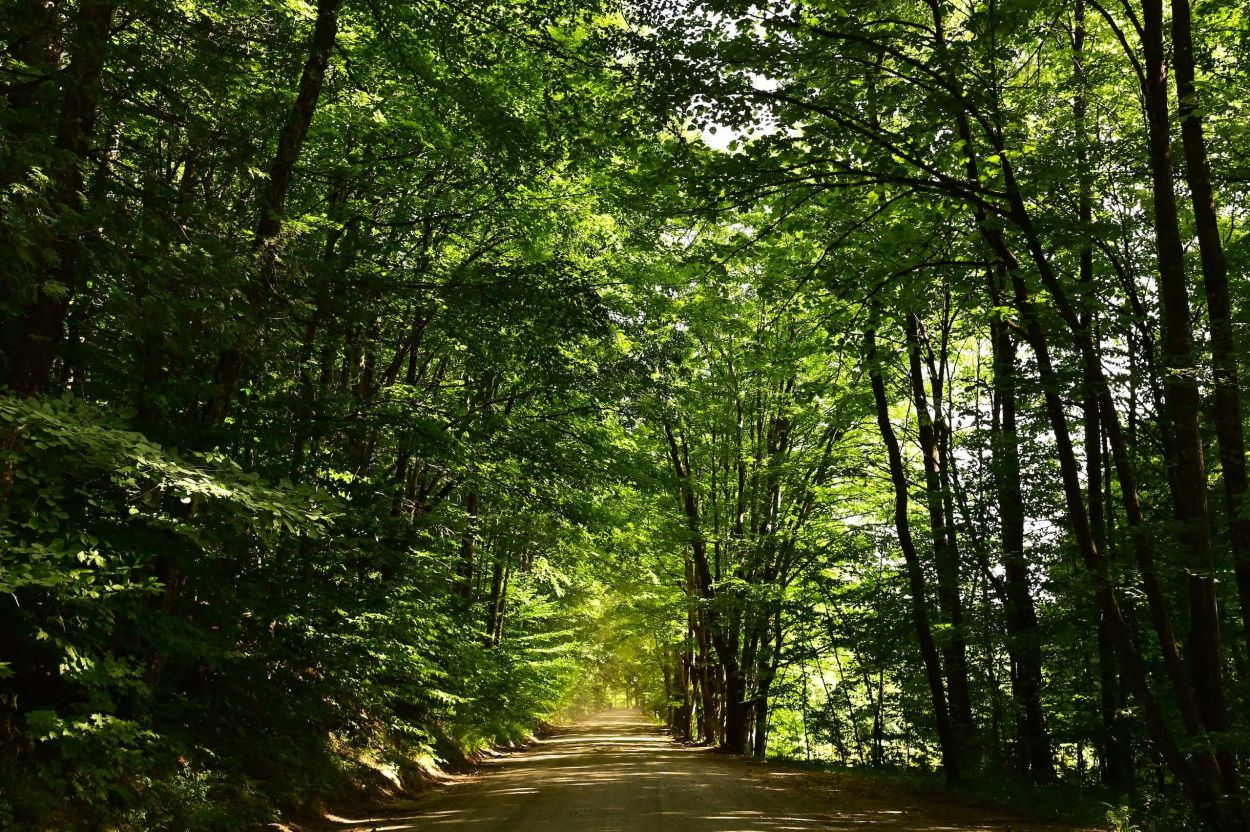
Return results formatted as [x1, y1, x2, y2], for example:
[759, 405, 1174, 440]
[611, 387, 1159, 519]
[287, 711, 1094, 832]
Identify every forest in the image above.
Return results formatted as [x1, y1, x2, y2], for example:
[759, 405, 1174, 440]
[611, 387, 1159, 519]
[1, 0, 1249, 829]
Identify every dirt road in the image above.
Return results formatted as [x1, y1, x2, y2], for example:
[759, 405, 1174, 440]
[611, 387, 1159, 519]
[319, 711, 1085, 832]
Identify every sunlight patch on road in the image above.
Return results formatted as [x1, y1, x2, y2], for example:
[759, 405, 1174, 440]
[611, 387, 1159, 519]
[319, 713, 1083, 832]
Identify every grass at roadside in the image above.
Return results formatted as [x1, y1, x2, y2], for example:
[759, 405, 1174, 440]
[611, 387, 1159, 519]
[766, 756, 1126, 830]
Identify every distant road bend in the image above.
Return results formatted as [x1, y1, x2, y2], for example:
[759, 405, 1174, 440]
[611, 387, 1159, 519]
[317, 711, 1084, 832]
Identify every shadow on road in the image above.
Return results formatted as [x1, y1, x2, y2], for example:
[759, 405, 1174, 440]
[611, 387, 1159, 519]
[317, 711, 1080, 832]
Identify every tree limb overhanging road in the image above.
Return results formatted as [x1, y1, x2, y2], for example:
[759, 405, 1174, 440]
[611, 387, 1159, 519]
[10, 0, 1249, 826]
[317, 712, 1085, 832]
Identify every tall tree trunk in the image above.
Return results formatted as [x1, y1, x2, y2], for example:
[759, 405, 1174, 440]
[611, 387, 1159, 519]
[865, 326, 960, 784]
[688, 551, 719, 745]
[720, 651, 747, 753]
[989, 297, 1053, 784]
[941, 8, 1201, 783]
[664, 418, 746, 753]
[205, 0, 343, 426]
[456, 488, 478, 599]
[1170, 0, 1250, 658]
[7, 0, 115, 396]
[1098, 606, 1132, 790]
[1000, 243, 1234, 828]
[679, 643, 695, 741]
[487, 554, 507, 644]
[949, 31, 1237, 817]
[697, 611, 718, 745]
[0, 0, 115, 702]
[1072, 1, 1121, 791]
[905, 313, 974, 770]
[485, 543, 511, 645]
[751, 612, 782, 761]
[941, 80, 1220, 806]
[1140, 0, 1241, 814]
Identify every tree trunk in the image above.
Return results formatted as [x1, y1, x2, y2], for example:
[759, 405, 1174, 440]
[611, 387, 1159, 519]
[679, 646, 695, 741]
[720, 664, 747, 754]
[865, 325, 960, 784]
[1170, 0, 1250, 660]
[1140, 0, 1241, 815]
[697, 613, 718, 744]
[205, 0, 343, 426]
[1001, 248, 1233, 828]
[1098, 607, 1132, 790]
[906, 313, 975, 770]
[664, 418, 745, 753]
[989, 298, 1053, 784]
[7, 0, 115, 396]
[456, 488, 478, 599]
[751, 613, 782, 761]
[946, 31, 1237, 817]
[485, 544, 510, 645]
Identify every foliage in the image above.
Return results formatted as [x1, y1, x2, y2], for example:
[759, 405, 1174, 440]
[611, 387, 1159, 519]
[4, 0, 1250, 829]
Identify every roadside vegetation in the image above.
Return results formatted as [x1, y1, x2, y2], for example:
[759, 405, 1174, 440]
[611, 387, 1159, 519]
[3, 0, 1250, 829]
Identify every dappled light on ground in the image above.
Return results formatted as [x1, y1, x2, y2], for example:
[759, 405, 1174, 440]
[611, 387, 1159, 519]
[317, 712, 1083, 832]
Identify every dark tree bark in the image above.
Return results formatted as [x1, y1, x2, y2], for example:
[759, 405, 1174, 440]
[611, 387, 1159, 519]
[456, 488, 479, 599]
[7, 0, 116, 396]
[485, 542, 511, 645]
[865, 326, 960, 784]
[663, 418, 747, 754]
[750, 612, 782, 761]
[996, 236, 1235, 828]
[935, 18, 1239, 813]
[1070, 9, 1107, 788]
[685, 547, 719, 745]
[905, 313, 975, 770]
[205, 0, 344, 426]
[923, 48, 1224, 805]
[988, 295, 1053, 784]
[1140, 0, 1241, 815]
[0, 0, 116, 519]
[1170, 0, 1250, 660]
[1098, 608, 1132, 790]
